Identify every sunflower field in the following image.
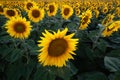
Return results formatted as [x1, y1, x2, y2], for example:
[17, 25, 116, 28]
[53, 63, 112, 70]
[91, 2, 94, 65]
[0, 0, 120, 80]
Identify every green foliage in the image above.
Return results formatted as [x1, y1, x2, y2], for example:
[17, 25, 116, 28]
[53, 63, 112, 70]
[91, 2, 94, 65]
[0, 1, 120, 80]
[77, 72, 107, 80]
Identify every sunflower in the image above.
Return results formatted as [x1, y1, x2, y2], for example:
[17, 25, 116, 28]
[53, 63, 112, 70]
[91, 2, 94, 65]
[94, 10, 99, 18]
[108, 4, 114, 11]
[102, 14, 115, 26]
[4, 8, 18, 19]
[61, 5, 73, 20]
[102, 6, 108, 14]
[3, 1, 19, 8]
[117, 12, 120, 18]
[2, 1, 11, 8]
[75, 8, 81, 16]
[79, 9, 92, 30]
[5, 17, 32, 39]
[16, 8, 21, 16]
[81, 6, 86, 12]
[93, 6, 98, 10]
[24, 0, 36, 12]
[102, 21, 120, 37]
[28, 6, 45, 23]
[74, 2, 80, 8]
[107, 14, 115, 23]
[115, 0, 120, 6]
[47, 2, 58, 17]
[38, 28, 78, 67]
[115, 7, 120, 17]
[37, 1, 45, 7]
[16, 1, 25, 8]
[115, 7, 120, 14]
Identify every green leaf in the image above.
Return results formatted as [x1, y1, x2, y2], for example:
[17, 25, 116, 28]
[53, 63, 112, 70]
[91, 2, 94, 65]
[0, 31, 7, 36]
[0, 45, 14, 58]
[56, 62, 78, 80]
[78, 72, 107, 80]
[109, 74, 115, 80]
[1, 47, 23, 63]
[9, 49, 23, 63]
[87, 30, 99, 42]
[67, 22, 78, 32]
[26, 39, 36, 47]
[6, 57, 36, 80]
[97, 39, 107, 53]
[0, 35, 12, 41]
[87, 24, 104, 42]
[85, 46, 94, 61]
[22, 58, 37, 80]
[108, 36, 120, 44]
[114, 71, 120, 80]
[33, 65, 56, 80]
[108, 71, 120, 80]
[104, 56, 120, 72]
[26, 40, 39, 55]
[34, 62, 77, 80]
[107, 50, 120, 57]
[6, 64, 22, 80]
[76, 30, 91, 42]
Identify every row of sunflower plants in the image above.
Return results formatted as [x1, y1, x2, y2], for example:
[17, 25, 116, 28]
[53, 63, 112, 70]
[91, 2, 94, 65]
[0, 0, 120, 80]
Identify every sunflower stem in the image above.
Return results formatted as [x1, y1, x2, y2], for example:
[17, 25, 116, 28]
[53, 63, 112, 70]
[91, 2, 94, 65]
[20, 39, 29, 64]
[92, 24, 105, 49]
[36, 22, 39, 30]
[12, 39, 18, 49]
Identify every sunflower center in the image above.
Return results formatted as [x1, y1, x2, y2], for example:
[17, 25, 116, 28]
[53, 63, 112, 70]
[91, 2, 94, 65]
[76, 10, 80, 14]
[27, 2, 33, 10]
[82, 7, 85, 11]
[104, 9, 107, 12]
[49, 5, 54, 13]
[82, 16, 89, 25]
[14, 22, 26, 33]
[64, 8, 70, 16]
[7, 10, 15, 16]
[103, 21, 107, 25]
[0, 6, 3, 13]
[48, 38, 68, 57]
[32, 9, 40, 18]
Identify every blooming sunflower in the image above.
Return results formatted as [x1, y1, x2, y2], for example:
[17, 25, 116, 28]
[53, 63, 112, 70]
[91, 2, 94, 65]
[117, 12, 120, 18]
[81, 6, 86, 12]
[94, 10, 99, 18]
[15, 1, 25, 8]
[102, 14, 115, 26]
[61, 5, 73, 20]
[102, 21, 120, 37]
[24, 0, 36, 12]
[102, 6, 108, 14]
[5, 17, 32, 39]
[115, 7, 120, 17]
[16, 8, 21, 16]
[115, 7, 120, 14]
[38, 28, 78, 67]
[79, 9, 92, 30]
[108, 4, 114, 11]
[74, 2, 80, 9]
[37, 1, 45, 7]
[47, 2, 58, 17]
[93, 6, 98, 11]
[75, 8, 81, 16]
[4, 8, 18, 19]
[28, 6, 45, 23]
